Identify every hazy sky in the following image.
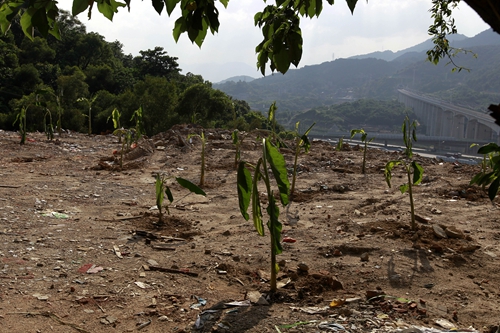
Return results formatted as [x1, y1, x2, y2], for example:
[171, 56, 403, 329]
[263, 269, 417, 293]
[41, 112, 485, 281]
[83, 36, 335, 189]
[62, 0, 490, 82]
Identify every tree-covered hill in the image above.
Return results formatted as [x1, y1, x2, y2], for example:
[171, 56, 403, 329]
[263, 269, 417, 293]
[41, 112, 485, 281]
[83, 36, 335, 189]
[0, 12, 272, 136]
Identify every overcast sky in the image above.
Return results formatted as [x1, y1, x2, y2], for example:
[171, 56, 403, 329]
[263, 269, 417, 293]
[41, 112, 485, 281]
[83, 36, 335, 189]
[62, 0, 489, 82]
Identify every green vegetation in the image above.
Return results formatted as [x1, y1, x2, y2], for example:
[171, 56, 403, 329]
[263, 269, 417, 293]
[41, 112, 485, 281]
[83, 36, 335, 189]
[188, 131, 207, 186]
[13, 106, 28, 145]
[291, 122, 315, 197]
[237, 138, 290, 291]
[350, 128, 373, 174]
[232, 129, 242, 169]
[0, 14, 261, 136]
[155, 174, 206, 224]
[470, 143, 500, 201]
[384, 116, 424, 231]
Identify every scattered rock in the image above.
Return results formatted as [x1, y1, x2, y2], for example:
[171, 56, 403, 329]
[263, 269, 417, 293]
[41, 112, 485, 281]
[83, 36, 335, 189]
[246, 291, 269, 305]
[297, 263, 309, 272]
[445, 226, 465, 239]
[432, 225, 448, 239]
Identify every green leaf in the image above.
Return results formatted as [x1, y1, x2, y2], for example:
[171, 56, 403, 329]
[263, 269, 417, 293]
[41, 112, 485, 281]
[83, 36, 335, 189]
[265, 139, 290, 206]
[173, 17, 186, 42]
[175, 177, 206, 196]
[152, 0, 165, 14]
[165, 186, 174, 203]
[267, 194, 283, 255]
[488, 177, 500, 201]
[267, 102, 276, 123]
[384, 160, 401, 188]
[97, 0, 125, 21]
[478, 143, 500, 155]
[346, 0, 359, 14]
[155, 175, 164, 209]
[399, 183, 409, 194]
[32, 8, 49, 37]
[412, 161, 424, 185]
[252, 159, 264, 236]
[237, 161, 252, 221]
[20, 8, 35, 39]
[232, 129, 239, 145]
[72, 0, 89, 16]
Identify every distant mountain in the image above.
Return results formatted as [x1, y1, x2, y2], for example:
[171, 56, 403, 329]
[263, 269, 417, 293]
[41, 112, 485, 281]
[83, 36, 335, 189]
[186, 62, 260, 83]
[349, 34, 468, 61]
[216, 75, 255, 84]
[214, 28, 500, 121]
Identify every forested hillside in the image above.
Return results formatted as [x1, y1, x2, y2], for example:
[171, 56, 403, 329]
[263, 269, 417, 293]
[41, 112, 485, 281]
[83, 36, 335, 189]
[0, 12, 271, 136]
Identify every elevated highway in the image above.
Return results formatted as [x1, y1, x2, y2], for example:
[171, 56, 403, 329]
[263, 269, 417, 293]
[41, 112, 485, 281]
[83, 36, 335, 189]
[398, 89, 500, 144]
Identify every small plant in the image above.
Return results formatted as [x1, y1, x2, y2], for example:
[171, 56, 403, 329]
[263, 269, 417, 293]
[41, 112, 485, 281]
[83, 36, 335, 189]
[232, 129, 242, 169]
[77, 95, 98, 136]
[237, 138, 290, 292]
[107, 108, 122, 142]
[155, 174, 206, 224]
[55, 88, 63, 136]
[13, 106, 28, 145]
[188, 131, 206, 186]
[291, 122, 315, 197]
[112, 128, 135, 170]
[43, 108, 54, 141]
[384, 116, 424, 231]
[470, 142, 500, 201]
[130, 105, 146, 142]
[335, 137, 344, 151]
[350, 128, 374, 174]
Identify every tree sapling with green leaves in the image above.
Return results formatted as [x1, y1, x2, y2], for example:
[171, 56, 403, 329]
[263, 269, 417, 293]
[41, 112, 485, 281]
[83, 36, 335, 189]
[13, 106, 28, 145]
[470, 143, 500, 201]
[155, 174, 206, 224]
[291, 122, 315, 197]
[335, 137, 344, 151]
[43, 108, 54, 141]
[384, 116, 424, 231]
[350, 128, 374, 174]
[107, 108, 122, 142]
[188, 131, 206, 186]
[232, 129, 242, 169]
[77, 95, 98, 136]
[130, 105, 146, 141]
[237, 138, 290, 292]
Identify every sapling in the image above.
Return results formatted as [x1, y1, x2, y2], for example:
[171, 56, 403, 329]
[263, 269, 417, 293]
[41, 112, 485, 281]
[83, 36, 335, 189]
[291, 122, 315, 197]
[77, 95, 98, 136]
[13, 106, 28, 145]
[107, 108, 122, 143]
[130, 105, 145, 142]
[112, 128, 134, 170]
[350, 128, 374, 174]
[237, 138, 290, 292]
[188, 131, 206, 186]
[470, 142, 500, 201]
[155, 174, 206, 224]
[232, 129, 241, 169]
[43, 109, 54, 141]
[335, 137, 344, 151]
[384, 116, 423, 231]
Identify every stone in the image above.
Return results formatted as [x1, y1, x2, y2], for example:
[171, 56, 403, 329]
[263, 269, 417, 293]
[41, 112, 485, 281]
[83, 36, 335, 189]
[432, 225, 448, 239]
[360, 253, 369, 262]
[297, 263, 309, 272]
[444, 226, 465, 239]
[246, 290, 269, 305]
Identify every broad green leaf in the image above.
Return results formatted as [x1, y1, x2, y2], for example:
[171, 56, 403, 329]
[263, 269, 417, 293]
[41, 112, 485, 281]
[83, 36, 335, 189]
[470, 172, 484, 186]
[237, 161, 252, 221]
[155, 175, 164, 208]
[165, 186, 174, 203]
[97, 0, 125, 21]
[346, 0, 359, 14]
[72, 0, 89, 16]
[232, 129, 239, 145]
[399, 183, 409, 194]
[152, 0, 165, 14]
[384, 160, 402, 187]
[477, 143, 500, 155]
[274, 46, 291, 73]
[32, 8, 48, 37]
[165, 0, 178, 15]
[267, 102, 276, 123]
[488, 176, 500, 201]
[265, 140, 290, 206]
[252, 159, 264, 236]
[49, 20, 61, 39]
[175, 177, 206, 196]
[412, 161, 424, 185]
[173, 17, 186, 42]
[20, 8, 35, 39]
[219, 0, 229, 8]
[267, 194, 283, 256]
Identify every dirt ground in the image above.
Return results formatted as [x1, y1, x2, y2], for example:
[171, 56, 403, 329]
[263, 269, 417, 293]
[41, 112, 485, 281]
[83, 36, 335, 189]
[0, 127, 499, 333]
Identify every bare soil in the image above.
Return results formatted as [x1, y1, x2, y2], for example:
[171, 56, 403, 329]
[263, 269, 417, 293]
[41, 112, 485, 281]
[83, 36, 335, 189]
[0, 127, 499, 333]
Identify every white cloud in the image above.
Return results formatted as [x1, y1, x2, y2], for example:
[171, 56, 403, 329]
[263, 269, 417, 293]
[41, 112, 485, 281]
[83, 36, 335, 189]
[60, 0, 490, 82]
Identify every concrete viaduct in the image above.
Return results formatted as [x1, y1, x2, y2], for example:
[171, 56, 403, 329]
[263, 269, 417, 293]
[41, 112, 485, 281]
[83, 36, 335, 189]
[398, 89, 500, 144]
